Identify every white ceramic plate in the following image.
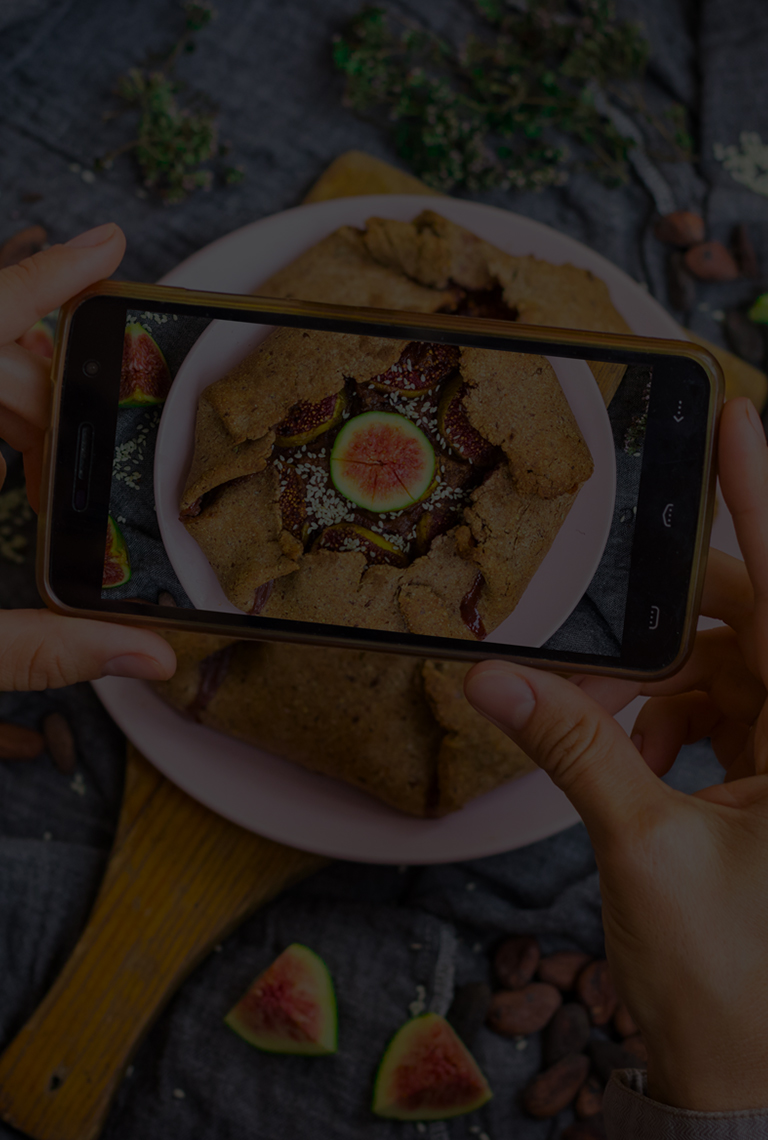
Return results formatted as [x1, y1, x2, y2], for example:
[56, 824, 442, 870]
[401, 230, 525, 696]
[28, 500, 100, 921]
[92, 195, 730, 863]
[155, 325, 615, 646]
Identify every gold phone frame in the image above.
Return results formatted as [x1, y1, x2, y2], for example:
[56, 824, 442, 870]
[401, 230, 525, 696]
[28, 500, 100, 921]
[39, 280, 724, 681]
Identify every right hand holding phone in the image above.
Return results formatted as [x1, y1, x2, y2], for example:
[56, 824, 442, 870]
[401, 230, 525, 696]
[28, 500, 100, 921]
[466, 396, 768, 1112]
[0, 224, 175, 689]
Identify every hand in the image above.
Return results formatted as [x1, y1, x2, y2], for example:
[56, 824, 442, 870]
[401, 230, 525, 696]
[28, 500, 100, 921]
[0, 223, 175, 689]
[465, 396, 768, 1112]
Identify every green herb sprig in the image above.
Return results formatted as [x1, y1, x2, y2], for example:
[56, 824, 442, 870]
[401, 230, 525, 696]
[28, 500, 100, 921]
[99, 2, 244, 203]
[333, 1, 690, 194]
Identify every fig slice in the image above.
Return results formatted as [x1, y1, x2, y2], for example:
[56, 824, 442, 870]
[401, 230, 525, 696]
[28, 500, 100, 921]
[437, 375, 497, 465]
[330, 411, 436, 513]
[225, 943, 338, 1055]
[119, 323, 172, 407]
[275, 391, 346, 447]
[278, 466, 308, 542]
[373, 1012, 492, 1121]
[314, 523, 408, 567]
[102, 515, 131, 588]
[369, 342, 460, 395]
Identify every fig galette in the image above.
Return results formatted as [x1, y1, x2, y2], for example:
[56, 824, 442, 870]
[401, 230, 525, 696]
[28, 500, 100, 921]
[179, 212, 599, 639]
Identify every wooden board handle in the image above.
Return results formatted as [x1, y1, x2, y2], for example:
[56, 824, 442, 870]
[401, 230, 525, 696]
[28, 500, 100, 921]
[0, 746, 326, 1140]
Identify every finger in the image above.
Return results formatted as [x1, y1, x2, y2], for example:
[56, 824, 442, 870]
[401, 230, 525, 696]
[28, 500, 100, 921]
[0, 223, 125, 346]
[718, 399, 768, 679]
[0, 342, 52, 429]
[571, 673, 643, 716]
[0, 610, 176, 691]
[695, 773, 768, 809]
[631, 692, 723, 777]
[464, 661, 665, 843]
[712, 719, 754, 775]
[700, 547, 754, 632]
[637, 626, 764, 723]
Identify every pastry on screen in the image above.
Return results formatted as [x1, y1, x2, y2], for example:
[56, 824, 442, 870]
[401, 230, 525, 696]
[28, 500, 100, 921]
[179, 211, 609, 639]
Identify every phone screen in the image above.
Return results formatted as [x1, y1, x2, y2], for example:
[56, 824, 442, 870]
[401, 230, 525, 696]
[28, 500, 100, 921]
[46, 292, 717, 677]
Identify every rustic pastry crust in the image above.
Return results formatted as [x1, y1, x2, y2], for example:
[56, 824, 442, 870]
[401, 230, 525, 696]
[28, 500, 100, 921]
[154, 632, 535, 817]
[181, 212, 601, 640]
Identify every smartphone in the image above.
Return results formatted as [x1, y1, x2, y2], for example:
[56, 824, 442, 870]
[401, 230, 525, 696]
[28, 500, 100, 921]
[39, 281, 723, 681]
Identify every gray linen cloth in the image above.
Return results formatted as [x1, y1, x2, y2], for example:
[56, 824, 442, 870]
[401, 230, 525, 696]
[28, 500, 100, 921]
[0, 1, 766, 1137]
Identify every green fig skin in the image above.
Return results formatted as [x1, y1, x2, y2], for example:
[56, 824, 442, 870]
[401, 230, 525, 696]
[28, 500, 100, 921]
[119, 323, 172, 407]
[330, 411, 436, 513]
[224, 943, 338, 1056]
[102, 515, 131, 588]
[372, 1012, 492, 1121]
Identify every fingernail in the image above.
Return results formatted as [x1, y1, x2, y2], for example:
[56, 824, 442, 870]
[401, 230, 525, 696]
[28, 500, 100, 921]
[102, 654, 167, 681]
[631, 732, 644, 755]
[745, 399, 765, 441]
[65, 223, 118, 249]
[465, 668, 536, 732]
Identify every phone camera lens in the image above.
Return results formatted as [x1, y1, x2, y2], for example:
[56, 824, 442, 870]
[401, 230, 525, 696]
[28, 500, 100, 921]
[83, 360, 100, 377]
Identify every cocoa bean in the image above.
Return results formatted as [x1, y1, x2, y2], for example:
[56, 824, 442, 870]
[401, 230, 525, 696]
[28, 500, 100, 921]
[589, 1039, 644, 1082]
[622, 1034, 648, 1064]
[543, 1001, 591, 1065]
[537, 951, 592, 991]
[487, 982, 561, 1036]
[613, 1002, 638, 1039]
[446, 982, 491, 1048]
[667, 251, 697, 312]
[732, 223, 759, 278]
[0, 224, 47, 269]
[684, 241, 740, 282]
[493, 936, 540, 989]
[562, 1118, 606, 1140]
[576, 960, 617, 1026]
[522, 1052, 590, 1118]
[0, 721, 45, 760]
[575, 1074, 605, 1119]
[654, 210, 705, 247]
[724, 310, 765, 366]
[42, 712, 77, 774]
[158, 591, 177, 607]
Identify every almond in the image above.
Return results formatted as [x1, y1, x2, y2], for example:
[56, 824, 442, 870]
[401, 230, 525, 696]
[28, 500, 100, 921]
[486, 982, 561, 1036]
[493, 936, 540, 989]
[0, 721, 44, 760]
[537, 951, 592, 991]
[576, 960, 617, 1026]
[522, 1052, 590, 1118]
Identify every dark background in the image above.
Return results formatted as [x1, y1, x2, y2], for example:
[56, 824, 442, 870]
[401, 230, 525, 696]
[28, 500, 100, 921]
[0, 2, 766, 1137]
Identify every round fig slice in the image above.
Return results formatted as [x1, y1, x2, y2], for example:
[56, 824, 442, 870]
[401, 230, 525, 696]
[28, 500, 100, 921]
[314, 524, 408, 567]
[373, 1012, 492, 1121]
[224, 943, 337, 1055]
[330, 411, 436, 513]
[370, 342, 460, 395]
[275, 391, 346, 447]
[119, 323, 172, 407]
[437, 375, 497, 465]
[102, 515, 131, 588]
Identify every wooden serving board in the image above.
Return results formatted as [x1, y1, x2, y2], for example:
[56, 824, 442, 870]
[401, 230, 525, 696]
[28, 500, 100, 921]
[0, 746, 326, 1140]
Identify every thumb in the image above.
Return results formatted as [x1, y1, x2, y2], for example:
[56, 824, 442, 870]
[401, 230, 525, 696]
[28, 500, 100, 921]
[464, 661, 664, 842]
[0, 610, 176, 691]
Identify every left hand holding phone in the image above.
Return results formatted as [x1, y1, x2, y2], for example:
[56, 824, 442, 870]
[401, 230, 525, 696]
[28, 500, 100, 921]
[0, 223, 176, 690]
